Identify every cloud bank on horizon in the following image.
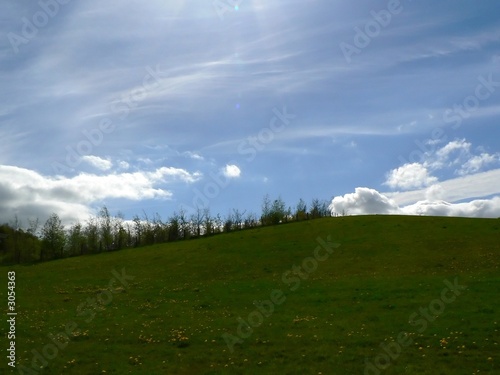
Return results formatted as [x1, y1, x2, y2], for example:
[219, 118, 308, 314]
[1, 0, 499, 226]
[330, 187, 500, 218]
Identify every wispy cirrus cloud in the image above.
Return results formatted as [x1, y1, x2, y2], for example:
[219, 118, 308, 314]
[1, 0, 499, 221]
[384, 168, 500, 207]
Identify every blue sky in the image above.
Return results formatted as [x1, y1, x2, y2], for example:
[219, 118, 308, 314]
[1, 0, 500, 226]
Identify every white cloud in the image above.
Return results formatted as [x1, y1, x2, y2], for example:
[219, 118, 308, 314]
[330, 187, 500, 218]
[385, 163, 438, 190]
[0, 165, 201, 226]
[401, 198, 500, 218]
[436, 138, 471, 159]
[385, 168, 500, 206]
[81, 155, 113, 171]
[149, 167, 202, 183]
[425, 184, 445, 201]
[430, 139, 472, 170]
[330, 188, 400, 215]
[222, 164, 241, 178]
[459, 153, 499, 175]
[118, 161, 130, 169]
[183, 151, 204, 160]
[386, 140, 499, 192]
[424, 139, 498, 175]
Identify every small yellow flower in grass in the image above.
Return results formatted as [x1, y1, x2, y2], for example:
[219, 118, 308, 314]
[488, 357, 493, 361]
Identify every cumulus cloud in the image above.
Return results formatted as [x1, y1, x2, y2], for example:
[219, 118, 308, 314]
[426, 139, 499, 175]
[330, 187, 500, 218]
[81, 155, 113, 171]
[0, 165, 201, 226]
[222, 164, 241, 178]
[436, 139, 471, 160]
[330, 188, 400, 215]
[385, 163, 438, 190]
[386, 139, 499, 192]
[459, 153, 499, 175]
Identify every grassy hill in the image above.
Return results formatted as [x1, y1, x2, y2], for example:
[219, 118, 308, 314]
[2, 215, 499, 374]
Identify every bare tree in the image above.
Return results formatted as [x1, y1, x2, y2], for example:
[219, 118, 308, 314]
[152, 212, 166, 243]
[244, 212, 258, 228]
[112, 212, 128, 250]
[203, 208, 213, 236]
[223, 211, 233, 233]
[214, 213, 224, 234]
[261, 194, 272, 226]
[132, 215, 142, 247]
[232, 209, 246, 230]
[178, 207, 190, 239]
[191, 208, 204, 237]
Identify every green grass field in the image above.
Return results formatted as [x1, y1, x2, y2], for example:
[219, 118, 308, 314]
[2, 215, 499, 374]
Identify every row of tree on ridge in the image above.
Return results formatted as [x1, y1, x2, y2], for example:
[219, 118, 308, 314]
[0, 195, 342, 264]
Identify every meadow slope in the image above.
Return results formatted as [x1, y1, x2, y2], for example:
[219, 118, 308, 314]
[1, 215, 499, 374]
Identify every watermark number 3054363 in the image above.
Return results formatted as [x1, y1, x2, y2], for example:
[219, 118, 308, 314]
[7, 271, 17, 368]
